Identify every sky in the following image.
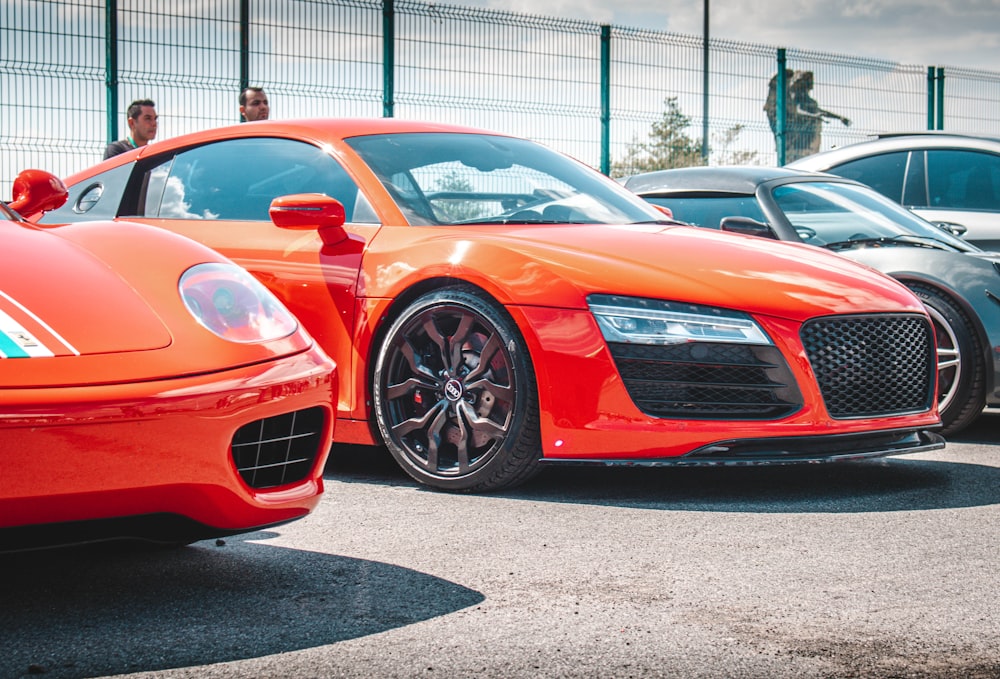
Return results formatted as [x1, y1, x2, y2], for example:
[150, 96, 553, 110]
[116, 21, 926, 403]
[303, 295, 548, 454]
[459, 0, 1000, 71]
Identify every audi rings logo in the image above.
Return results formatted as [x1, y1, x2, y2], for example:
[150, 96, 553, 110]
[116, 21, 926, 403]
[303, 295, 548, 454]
[444, 378, 463, 402]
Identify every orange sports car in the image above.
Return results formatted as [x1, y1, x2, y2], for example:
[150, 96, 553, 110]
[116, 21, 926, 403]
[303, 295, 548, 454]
[3, 169, 336, 551]
[39, 119, 944, 492]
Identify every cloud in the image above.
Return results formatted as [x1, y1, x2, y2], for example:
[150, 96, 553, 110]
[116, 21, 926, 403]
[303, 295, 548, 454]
[459, 0, 1000, 69]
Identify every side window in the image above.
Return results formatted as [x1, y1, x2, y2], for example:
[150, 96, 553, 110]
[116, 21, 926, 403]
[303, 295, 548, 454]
[36, 162, 134, 224]
[132, 137, 377, 222]
[646, 196, 765, 230]
[827, 152, 907, 203]
[927, 150, 1000, 212]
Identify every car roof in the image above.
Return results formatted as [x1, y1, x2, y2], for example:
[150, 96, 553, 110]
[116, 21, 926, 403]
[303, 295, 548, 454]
[788, 132, 1000, 170]
[873, 131, 1000, 143]
[622, 165, 840, 195]
[114, 118, 509, 165]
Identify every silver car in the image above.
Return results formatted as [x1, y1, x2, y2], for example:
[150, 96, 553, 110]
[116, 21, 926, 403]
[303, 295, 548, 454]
[788, 132, 1000, 251]
[624, 166, 1000, 435]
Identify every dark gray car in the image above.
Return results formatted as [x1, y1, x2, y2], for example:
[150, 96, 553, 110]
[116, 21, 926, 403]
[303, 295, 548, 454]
[624, 166, 1000, 435]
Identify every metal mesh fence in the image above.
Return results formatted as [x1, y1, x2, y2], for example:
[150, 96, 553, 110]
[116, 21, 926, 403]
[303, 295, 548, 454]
[2, 0, 999, 197]
[393, 2, 603, 167]
[251, 0, 383, 119]
[2, 0, 105, 183]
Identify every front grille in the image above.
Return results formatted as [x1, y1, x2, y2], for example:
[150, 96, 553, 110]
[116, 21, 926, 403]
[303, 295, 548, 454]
[231, 406, 327, 489]
[800, 314, 934, 418]
[607, 341, 802, 419]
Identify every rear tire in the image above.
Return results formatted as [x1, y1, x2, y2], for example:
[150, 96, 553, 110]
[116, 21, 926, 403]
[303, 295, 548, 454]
[372, 286, 542, 492]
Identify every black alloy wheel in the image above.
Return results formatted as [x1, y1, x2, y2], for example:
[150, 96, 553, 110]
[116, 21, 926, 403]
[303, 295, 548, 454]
[373, 286, 542, 491]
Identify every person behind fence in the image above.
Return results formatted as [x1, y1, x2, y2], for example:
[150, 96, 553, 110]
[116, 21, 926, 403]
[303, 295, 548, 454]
[103, 99, 158, 159]
[240, 86, 270, 122]
[764, 70, 850, 162]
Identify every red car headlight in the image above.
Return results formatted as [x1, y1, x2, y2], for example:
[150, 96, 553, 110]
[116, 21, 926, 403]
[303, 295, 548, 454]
[179, 263, 298, 343]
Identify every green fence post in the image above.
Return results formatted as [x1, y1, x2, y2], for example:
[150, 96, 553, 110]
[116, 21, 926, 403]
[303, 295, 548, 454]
[936, 67, 945, 130]
[240, 0, 249, 120]
[927, 66, 936, 130]
[383, 0, 395, 118]
[776, 48, 786, 166]
[600, 25, 611, 175]
[105, 0, 118, 144]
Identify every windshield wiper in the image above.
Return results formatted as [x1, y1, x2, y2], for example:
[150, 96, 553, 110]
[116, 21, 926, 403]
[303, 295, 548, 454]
[824, 234, 954, 252]
[628, 219, 683, 226]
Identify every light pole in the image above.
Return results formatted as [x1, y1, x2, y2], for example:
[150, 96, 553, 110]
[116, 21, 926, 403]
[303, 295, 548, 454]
[702, 0, 710, 162]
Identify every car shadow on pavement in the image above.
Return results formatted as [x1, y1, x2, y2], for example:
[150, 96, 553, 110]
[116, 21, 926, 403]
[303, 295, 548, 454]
[0, 537, 483, 679]
[326, 416, 1000, 514]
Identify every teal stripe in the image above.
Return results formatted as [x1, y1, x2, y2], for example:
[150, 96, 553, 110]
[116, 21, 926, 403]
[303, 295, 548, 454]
[0, 332, 30, 358]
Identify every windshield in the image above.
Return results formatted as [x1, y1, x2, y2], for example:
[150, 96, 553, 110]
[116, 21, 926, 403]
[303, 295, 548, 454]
[772, 181, 976, 251]
[0, 202, 16, 222]
[345, 133, 665, 226]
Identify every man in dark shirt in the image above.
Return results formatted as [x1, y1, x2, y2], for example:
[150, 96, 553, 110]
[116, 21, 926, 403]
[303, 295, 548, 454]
[239, 87, 270, 122]
[104, 99, 158, 159]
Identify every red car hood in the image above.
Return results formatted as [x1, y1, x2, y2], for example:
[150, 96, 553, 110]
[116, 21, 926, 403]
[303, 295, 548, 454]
[383, 222, 927, 319]
[1, 222, 170, 358]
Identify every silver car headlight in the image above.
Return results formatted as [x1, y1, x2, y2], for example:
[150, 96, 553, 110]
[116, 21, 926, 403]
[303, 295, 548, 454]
[587, 294, 772, 345]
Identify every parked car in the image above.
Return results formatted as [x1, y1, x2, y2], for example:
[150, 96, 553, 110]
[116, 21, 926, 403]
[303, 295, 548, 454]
[2, 169, 336, 552]
[36, 119, 944, 491]
[788, 132, 1000, 251]
[623, 165, 1000, 434]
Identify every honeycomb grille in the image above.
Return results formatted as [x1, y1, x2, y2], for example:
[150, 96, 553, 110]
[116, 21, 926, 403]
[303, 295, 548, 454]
[607, 341, 802, 419]
[231, 407, 327, 489]
[800, 314, 934, 418]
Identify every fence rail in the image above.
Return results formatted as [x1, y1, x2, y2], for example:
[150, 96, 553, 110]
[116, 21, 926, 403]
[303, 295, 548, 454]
[3, 0, 999, 196]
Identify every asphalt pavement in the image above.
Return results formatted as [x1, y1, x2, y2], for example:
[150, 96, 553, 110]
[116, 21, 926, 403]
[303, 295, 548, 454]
[2, 413, 999, 679]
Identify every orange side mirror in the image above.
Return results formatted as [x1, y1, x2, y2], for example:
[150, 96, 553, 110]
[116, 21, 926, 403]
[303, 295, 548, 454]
[9, 169, 68, 215]
[269, 193, 348, 247]
[652, 204, 674, 219]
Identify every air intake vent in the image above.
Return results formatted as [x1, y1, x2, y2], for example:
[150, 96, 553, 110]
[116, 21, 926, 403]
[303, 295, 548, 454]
[801, 314, 934, 418]
[231, 407, 327, 488]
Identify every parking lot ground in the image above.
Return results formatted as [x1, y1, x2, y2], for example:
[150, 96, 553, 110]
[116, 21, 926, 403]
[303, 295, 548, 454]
[2, 412, 999, 679]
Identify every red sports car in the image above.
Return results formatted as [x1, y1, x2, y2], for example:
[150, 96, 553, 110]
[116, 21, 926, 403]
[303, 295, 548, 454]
[3, 169, 336, 551]
[39, 119, 944, 492]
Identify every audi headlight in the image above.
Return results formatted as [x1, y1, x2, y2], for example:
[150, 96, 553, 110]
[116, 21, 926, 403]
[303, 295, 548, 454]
[179, 263, 298, 343]
[588, 294, 772, 345]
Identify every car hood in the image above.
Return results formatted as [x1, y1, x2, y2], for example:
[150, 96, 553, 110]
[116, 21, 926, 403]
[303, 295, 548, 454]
[1, 221, 171, 358]
[1, 220, 314, 389]
[389, 223, 927, 320]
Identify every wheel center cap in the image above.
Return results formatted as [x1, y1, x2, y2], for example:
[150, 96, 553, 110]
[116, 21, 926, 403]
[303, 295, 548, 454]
[444, 378, 464, 402]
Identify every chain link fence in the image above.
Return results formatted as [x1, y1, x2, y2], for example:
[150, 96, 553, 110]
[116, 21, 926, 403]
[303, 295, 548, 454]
[3, 0, 999, 196]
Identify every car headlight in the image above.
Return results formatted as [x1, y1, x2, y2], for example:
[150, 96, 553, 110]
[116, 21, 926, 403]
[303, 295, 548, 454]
[587, 294, 772, 345]
[179, 263, 298, 343]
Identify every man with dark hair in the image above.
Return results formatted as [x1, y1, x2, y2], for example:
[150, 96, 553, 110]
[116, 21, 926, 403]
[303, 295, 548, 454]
[104, 99, 157, 159]
[240, 87, 270, 122]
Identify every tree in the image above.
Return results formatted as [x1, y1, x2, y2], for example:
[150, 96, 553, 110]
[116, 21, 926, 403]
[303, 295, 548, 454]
[612, 97, 757, 177]
[432, 170, 482, 222]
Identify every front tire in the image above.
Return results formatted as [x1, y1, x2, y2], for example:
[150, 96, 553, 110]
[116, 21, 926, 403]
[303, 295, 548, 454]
[908, 284, 986, 435]
[373, 286, 542, 491]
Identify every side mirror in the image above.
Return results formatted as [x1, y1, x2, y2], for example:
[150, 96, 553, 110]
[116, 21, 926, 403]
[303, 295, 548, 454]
[8, 169, 68, 215]
[269, 193, 348, 247]
[933, 221, 968, 237]
[720, 216, 780, 240]
[651, 204, 674, 219]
